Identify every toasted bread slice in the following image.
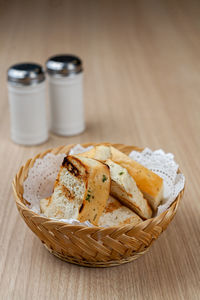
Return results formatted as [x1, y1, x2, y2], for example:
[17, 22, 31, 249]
[78, 145, 111, 161]
[40, 155, 110, 225]
[110, 147, 163, 210]
[98, 196, 142, 226]
[105, 159, 152, 219]
[79, 145, 163, 210]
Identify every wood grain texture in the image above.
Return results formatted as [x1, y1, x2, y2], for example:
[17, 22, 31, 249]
[0, 0, 199, 299]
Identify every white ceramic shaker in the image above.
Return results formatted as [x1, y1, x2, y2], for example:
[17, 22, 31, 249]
[46, 55, 85, 136]
[7, 63, 48, 145]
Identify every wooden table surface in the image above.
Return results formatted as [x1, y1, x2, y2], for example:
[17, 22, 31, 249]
[0, 0, 199, 299]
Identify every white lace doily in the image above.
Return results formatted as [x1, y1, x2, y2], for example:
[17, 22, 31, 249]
[23, 144, 185, 225]
[23, 153, 65, 211]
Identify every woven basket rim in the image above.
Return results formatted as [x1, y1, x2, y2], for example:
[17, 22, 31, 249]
[12, 143, 185, 231]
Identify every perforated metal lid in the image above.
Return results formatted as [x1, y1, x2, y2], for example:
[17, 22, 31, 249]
[7, 63, 45, 86]
[46, 54, 83, 77]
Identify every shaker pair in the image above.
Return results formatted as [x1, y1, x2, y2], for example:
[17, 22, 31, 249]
[7, 55, 85, 146]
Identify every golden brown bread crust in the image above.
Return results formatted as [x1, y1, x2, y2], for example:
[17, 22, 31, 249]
[110, 147, 163, 210]
[78, 145, 163, 210]
[62, 155, 111, 225]
[77, 159, 111, 224]
[62, 156, 88, 179]
[42, 155, 111, 225]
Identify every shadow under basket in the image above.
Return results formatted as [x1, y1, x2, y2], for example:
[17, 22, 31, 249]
[12, 143, 184, 267]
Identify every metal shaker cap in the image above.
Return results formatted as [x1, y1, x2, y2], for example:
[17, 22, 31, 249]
[46, 54, 83, 77]
[7, 63, 45, 86]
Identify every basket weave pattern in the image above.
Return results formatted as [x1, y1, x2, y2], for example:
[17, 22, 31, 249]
[12, 143, 184, 267]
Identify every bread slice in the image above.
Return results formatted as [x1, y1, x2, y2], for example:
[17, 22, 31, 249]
[79, 145, 163, 210]
[110, 147, 163, 210]
[40, 155, 110, 225]
[98, 196, 142, 226]
[79, 145, 111, 161]
[105, 159, 152, 219]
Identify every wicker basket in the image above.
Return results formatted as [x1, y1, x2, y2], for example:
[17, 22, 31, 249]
[12, 143, 184, 267]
